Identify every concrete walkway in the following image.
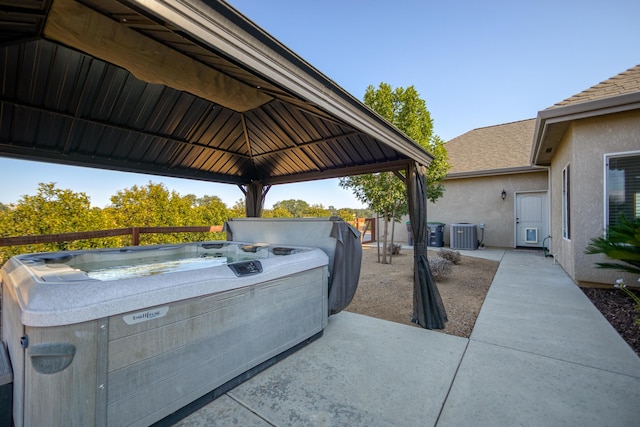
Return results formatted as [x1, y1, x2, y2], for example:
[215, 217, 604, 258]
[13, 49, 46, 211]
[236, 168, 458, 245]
[174, 250, 640, 426]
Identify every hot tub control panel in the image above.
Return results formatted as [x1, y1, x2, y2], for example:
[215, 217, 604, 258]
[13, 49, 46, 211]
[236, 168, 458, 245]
[228, 260, 263, 277]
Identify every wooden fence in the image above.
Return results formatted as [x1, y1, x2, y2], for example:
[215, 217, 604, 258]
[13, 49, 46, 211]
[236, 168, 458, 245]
[0, 226, 224, 248]
[354, 218, 376, 244]
[0, 219, 376, 249]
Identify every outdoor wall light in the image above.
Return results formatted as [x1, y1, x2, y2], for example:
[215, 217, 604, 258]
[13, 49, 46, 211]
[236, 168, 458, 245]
[501, 189, 507, 200]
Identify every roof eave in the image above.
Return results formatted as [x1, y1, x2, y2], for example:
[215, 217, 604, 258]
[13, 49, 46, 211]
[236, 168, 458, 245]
[445, 165, 547, 180]
[531, 91, 640, 165]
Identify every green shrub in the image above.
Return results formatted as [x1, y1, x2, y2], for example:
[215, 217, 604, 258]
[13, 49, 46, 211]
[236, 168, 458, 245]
[586, 216, 640, 325]
[585, 215, 640, 275]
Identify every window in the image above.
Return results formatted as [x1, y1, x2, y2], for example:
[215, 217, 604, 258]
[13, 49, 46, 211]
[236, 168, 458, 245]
[607, 152, 640, 227]
[562, 165, 571, 239]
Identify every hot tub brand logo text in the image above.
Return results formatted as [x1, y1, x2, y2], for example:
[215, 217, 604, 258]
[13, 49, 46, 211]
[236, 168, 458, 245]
[123, 306, 169, 325]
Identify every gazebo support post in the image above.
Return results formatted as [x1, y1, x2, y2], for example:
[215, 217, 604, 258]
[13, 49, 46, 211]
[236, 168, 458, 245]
[238, 182, 271, 217]
[406, 161, 448, 329]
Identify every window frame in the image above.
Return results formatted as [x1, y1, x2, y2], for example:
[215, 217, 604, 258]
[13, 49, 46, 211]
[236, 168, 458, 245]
[604, 150, 640, 231]
[562, 164, 571, 240]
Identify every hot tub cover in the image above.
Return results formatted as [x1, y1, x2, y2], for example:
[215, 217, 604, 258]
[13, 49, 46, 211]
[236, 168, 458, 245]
[225, 217, 362, 314]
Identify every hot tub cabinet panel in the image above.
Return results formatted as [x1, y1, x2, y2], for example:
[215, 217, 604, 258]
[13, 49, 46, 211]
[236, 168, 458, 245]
[107, 269, 327, 427]
[23, 320, 101, 427]
[2, 242, 329, 426]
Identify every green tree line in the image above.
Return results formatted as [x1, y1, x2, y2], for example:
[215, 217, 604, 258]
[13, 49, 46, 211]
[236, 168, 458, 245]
[0, 182, 371, 263]
[340, 83, 450, 263]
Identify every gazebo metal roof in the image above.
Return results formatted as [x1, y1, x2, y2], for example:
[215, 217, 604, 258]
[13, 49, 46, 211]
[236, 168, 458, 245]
[0, 0, 432, 187]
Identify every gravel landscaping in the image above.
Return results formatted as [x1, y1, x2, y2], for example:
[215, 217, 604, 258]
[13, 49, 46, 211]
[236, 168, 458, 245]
[347, 246, 640, 357]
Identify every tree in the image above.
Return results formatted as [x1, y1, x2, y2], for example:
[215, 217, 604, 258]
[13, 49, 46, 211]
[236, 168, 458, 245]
[107, 182, 203, 245]
[0, 182, 116, 260]
[340, 83, 449, 263]
[304, 204, 332, 217]
[354, 208, 374, 218]
[262, 206, 294, 218]
[340, 172, 406, 263]
[272, 199, 310, 218]
[0, 182, 237, 263]
[336, 208, 358, 222]
[425, 135, 449, 202]
[191, 195, 229, 241]
[228, 199, 246, 219]
[193, 195, 220, 207]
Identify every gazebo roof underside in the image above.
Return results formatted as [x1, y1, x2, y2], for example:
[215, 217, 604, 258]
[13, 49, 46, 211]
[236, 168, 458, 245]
[0, 0, 432, 187]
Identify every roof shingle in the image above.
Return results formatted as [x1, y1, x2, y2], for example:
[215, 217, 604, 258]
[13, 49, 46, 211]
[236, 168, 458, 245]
[445, 119, 536, 174]
[549, 64, 640, 109]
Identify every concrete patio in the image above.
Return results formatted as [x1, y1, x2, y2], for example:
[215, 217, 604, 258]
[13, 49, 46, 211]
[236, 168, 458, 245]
[172, 249, 640, 426]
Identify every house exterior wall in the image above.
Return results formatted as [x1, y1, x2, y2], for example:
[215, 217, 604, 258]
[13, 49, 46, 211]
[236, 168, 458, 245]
[376, 217, 411, 246]
[549, 110, 640, 285]
[425, 171, 548, 248]
[549, 127, 575, 279]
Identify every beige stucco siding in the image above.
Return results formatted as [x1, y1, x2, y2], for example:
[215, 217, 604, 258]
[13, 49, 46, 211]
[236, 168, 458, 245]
[550, 110, 640, 285]
[426, 171, 548, 248]
[549, 126, 576, 279]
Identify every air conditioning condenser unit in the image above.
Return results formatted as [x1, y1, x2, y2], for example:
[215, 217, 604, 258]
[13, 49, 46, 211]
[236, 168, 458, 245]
[450, 223, 478, 250]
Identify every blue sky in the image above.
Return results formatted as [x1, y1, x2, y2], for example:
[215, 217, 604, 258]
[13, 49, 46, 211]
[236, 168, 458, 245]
[1, 0, 638, 209]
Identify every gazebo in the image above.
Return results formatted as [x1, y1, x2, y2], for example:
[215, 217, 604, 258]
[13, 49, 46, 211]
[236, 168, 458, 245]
[0, 0, 446, 329]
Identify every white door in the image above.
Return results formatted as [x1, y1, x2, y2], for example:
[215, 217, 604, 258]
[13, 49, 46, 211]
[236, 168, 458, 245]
[515, 192, 548, 248]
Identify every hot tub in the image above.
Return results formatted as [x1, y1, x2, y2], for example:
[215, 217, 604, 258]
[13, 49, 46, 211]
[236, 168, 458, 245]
[1, 240, 329, 426]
